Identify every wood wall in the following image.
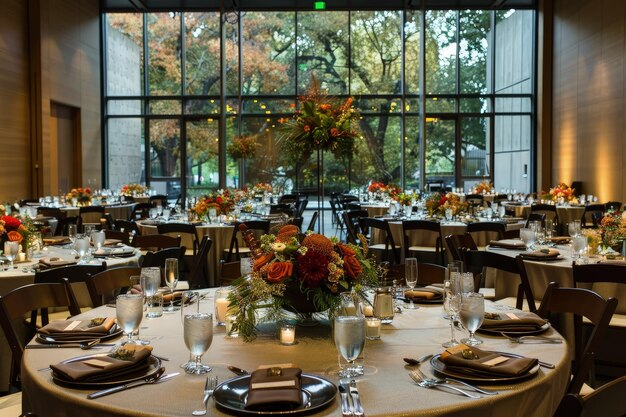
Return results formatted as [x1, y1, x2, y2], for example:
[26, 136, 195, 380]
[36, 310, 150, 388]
[552, 0, 626, 202]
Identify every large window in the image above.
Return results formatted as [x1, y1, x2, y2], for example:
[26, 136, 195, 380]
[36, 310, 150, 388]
[103, 8, 535, 201]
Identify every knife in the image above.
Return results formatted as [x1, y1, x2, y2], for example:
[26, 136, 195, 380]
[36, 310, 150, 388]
[25, 344, 102, 349]
[338, 384, 353, 417]
[348, 380, 364, 416]
[87, 369, 178, 399]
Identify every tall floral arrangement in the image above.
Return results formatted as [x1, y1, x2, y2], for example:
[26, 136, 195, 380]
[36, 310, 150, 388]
[393, 193, 413, 207]
[425, 192, 468, 217]
[278, 77, 360, 163]
[192, 189, 236, 219]
[120, 183, 148, 197]
[367, 181, 401, 200]
[66, 188, 92, 205]
[227, 135, 258, 160]
[598, 211, 626, 249]
[229, 225, 377, 340]
[548, 183, 575, 202]
[473, 181, 494, 194]
[0, 205, 36, 251]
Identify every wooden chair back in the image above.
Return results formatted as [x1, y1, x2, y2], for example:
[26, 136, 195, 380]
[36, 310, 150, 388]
[554, 374, 626, 417]
[132, 234, 181, 251]
[86, 266, 141, 307]
[188, 236, 212, 289]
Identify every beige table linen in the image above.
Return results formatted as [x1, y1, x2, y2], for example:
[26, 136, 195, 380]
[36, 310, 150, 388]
[22, 295, 569, 417]
[502, 204, 585, 226]
[61, 203, 136, 222]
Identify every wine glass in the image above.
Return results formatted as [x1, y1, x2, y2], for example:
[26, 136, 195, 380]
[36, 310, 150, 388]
[164, 258, 180, 312]
[572, 235, 587, 260]
[116, 293, 144, 344]
[442, 271, 462, 348]
[460, 292, 485, 346]
[568, 220, 581, 238]
[67, 224, 77, 246]
[520, 228, 536, 251]
[405, 258, 418, 310]
[180, 291, 200, 369]
[334, 315, 365, 378]
[140, 267, 161, 318]
[3, 241, 19, 268]
[183, 312, 213, 374]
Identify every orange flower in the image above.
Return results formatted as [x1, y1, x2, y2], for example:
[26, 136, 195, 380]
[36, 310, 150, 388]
[330, 128, 340, 137]
[337, 243, 356, 257]
[253, 253, 274, 271]
[319, 104, 331, 111]
[7, 230, 23, 243]
[303, 125, 311, 132]
[266, 262, 293, 283]
[343, 255, 362, 279]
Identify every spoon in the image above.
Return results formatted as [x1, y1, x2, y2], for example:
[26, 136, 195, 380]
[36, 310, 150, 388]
[227, 365, 249, 376]
[403, 353, 433, 366]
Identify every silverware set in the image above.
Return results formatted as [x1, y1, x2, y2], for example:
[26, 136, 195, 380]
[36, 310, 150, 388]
[409, 369, 481, 398]
[192, 375, 218, 416]
[500, 333, 563, 344]
[339, 380, 364, 416]
[87, 368, 179, 399]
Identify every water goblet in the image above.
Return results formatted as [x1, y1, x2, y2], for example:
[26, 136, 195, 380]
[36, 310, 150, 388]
[184, 313, 213, 374]
[568, 220, 581, 238]
[164, 258, 180, 312]
[459, 272, 475, 294]
[572, 235, 587, 259]
[162, 208, 171, 221]
[140, 267, 162, 317]
[520, 228, 536, 251]
[405, 258, 418, 310]
[116, 293, 144, 345]
[91, 230, 106, 251]
[3, 241, 19, 268]
[180, 291, 200, 369]
[460, 292, 485, 346]
[67, 224, 77, 245]
[444, 208, 453, 222]
[334, 315, 365, 378]
[74, 236, 90, 263]
[442, 271, 462, 348]
[156, 204, 163, 217]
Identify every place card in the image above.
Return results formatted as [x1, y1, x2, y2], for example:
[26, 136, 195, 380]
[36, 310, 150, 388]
[482, 356, 511, 367]
[63, 321, 82, 331]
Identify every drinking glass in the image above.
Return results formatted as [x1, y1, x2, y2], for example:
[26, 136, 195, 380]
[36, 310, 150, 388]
[442, 271, 462, 348]
[116, 294, 144, 344]
[405, 258, 418, 310]
[568, 220, 581, 238]
[164, 258, 180, 312]
[67, 224, 77, 244]
[3, 241, 19, 268]
[520, 228, 536, 251]
[91, 230, 106, 251]
[460, 292, 485, 346]
[340, 291, 360, 316]
[180, 291, 200, 369]
[140, 267, 161, 318]
[74, 236, 90, 263]
[334, 315, 366, 378]
[572, 235, 587, 259]
[183, 313, 213, 374]
[214, 287, 231, 326]
[162, 208, 171, 221]
[459, 272, 475, 293]
[444, 208, 453, 221]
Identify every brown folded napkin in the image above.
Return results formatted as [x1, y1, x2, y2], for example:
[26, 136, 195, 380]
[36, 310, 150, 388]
[43, 236, 71, 246]
[51, 345, 153, 382]
[104, 239, 122, 246]
[39, 317, 116, 341]
[162, 292, 183, 303]
[440, 344, 538, 377]
[550, 237, 571, 244]
[480, 311, 547, 332]
[519, 248, 560, 260]
[245, 365, 302, 411]
[488, 239, 526, 250]
[405, 286, 443, 300]
[39, 257, 77, 268]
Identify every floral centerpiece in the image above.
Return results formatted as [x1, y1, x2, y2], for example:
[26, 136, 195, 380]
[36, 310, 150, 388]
[597, 211, 626, 251]
[252, 182, 272, 195]
[278, 77, 360, 163]
[367, 181, 401, 200]
[66, 188, 92, 205]
[424, 192, 468, 217]
[393, 193, 413, 207]
[547, 183, 575, 202]
[227, 135, 258, 160]
[473, 181, 494, 194]
[120, 183, 148, 197]
[0, 205, 36, 252]
[192, 189, 235, 220]
[229, 225, 377, 340]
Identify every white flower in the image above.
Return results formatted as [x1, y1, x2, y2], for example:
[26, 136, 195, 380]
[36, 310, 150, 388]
[271, 243, 286, 252]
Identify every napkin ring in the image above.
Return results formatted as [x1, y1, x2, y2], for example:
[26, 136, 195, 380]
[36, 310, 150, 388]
[267, 367, 283, 377]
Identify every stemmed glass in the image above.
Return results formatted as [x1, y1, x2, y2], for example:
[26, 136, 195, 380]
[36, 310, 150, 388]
[183, 312, 213, 374]
[572, 235, 587, 260]
[442, 270, 462, 348]
[74, 236, 90, 263]
[520, 228, 536, 251]
[181, 290, 200, 370]
[568, 220, 581, 238]
[140, 267, 161, 317]
[334, 315, 366, 378]
[116, 294, 144, 345]
[3, 241, 19, 269]
[405, 258, 418, 309]
[67, 224, 77, 248]
[164, 258, 180, 312]
[460, 292, 485, 346]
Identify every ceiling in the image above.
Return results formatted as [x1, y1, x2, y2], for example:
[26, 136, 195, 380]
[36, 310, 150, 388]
[102, 0, 536, 12]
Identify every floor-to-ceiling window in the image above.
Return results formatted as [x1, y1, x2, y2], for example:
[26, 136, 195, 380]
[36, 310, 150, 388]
[103, 8, 535, 203]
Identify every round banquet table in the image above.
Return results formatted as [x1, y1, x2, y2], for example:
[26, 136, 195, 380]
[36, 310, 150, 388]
[501, 204, 585, 226]
[60, 203, 137, 222]
[138, 221, 235, 287]
[22, 293, 569, 417]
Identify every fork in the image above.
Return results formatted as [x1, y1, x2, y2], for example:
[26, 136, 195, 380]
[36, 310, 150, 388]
[420, 375, 498, 395]
[500, 333, 563, 344]
[409, 369, 479, 398]
[192, 375, 218, 416]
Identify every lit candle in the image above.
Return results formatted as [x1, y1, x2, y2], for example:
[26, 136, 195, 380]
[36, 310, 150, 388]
[280, 324, 296, 345]
[215, 298, 230, 325]
[366, 317, 381, 340]
[363, 305, 374, 317]
[17, 253, 25, 262]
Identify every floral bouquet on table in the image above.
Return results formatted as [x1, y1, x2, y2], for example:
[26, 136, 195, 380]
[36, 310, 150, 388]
[192, 189, 236, 220]
[597, 211, 626, 252]
[229, 225, 378, 341]
[120, 183, 148, 197]
[0, 205, 36, 252]
[547, 182, 575, 202]
[278, 77, 360, 163]
[66, 188, 92, 205]
[367, 181, 401, 200]
[252, 182, 273, 195]
[393, 193, 413, 207]
[227, 135, 258, 160]
[473, 180, 494, 194]
[424, 192, 468, 217]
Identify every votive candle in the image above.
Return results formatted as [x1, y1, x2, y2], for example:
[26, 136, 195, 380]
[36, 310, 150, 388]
[280, 324, 296, 345]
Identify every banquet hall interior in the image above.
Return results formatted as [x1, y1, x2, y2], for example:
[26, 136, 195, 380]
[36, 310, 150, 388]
[2, 0, 626, 416]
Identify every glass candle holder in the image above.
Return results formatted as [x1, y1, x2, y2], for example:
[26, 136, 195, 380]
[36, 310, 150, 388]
[366, 317, 381, 340]
[280, 324, 296, 345]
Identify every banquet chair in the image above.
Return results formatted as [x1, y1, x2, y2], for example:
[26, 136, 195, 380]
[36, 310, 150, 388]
[34, 264, 107, 313]
[224, 220, 270, 262]
[278, 194, 299, 205]
[465, 194, 484, 209]
[149, 194, 168, 207]
[219, 260, 241, 286]
[462, 250, 534, 309]
[103, 229, 131, 245]
[0, 278, 80, 392]
[359, 217, 401, 264]
[289, 217, 304, 229]
[132, 234, 181, 251]
[530, 204, 558, 228]
[553, 374, 626, 417]
[525, 212, 546, 228]
[130, 203, 154, 220]
[295, 199, 308, 218]
[157, 223, 199, 256]
[605, 201, 622, 212]
[417, 262, 446, 285]
[113, 219, 141, 236]
[54, 216, 78, 236]
[342, 210, 367, 245]
[590, 211, 604, 228]
[37, 207, 66, 220]
[269, 203, 294, 217]
[466, 221, 506, 247]
[86, 266, 141, 306]
[445, 233, 478, 262]
[344, 202, 362, 211]
[78, 206, 105, 232]
[537, 282, 617, 395]
[329, 193, 342, 228]
[140, 246, 186, 278]
[307, 211, 319, 232]
[402, 220, 444, 265]
[187, 236, 212, 289]
[581, 204, 605, 228]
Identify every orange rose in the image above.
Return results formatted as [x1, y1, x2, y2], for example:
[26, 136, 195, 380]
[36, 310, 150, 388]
[337, 243, 356, 257]
[330, 128, 340, 137]
[319, 104, 331, 111]
[7, 230, 23, 243]
[266, 262, 293, 283]
[343, 255, 362, 279]
[303, 125, 311, 132]
[253, 253, 274, 271]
